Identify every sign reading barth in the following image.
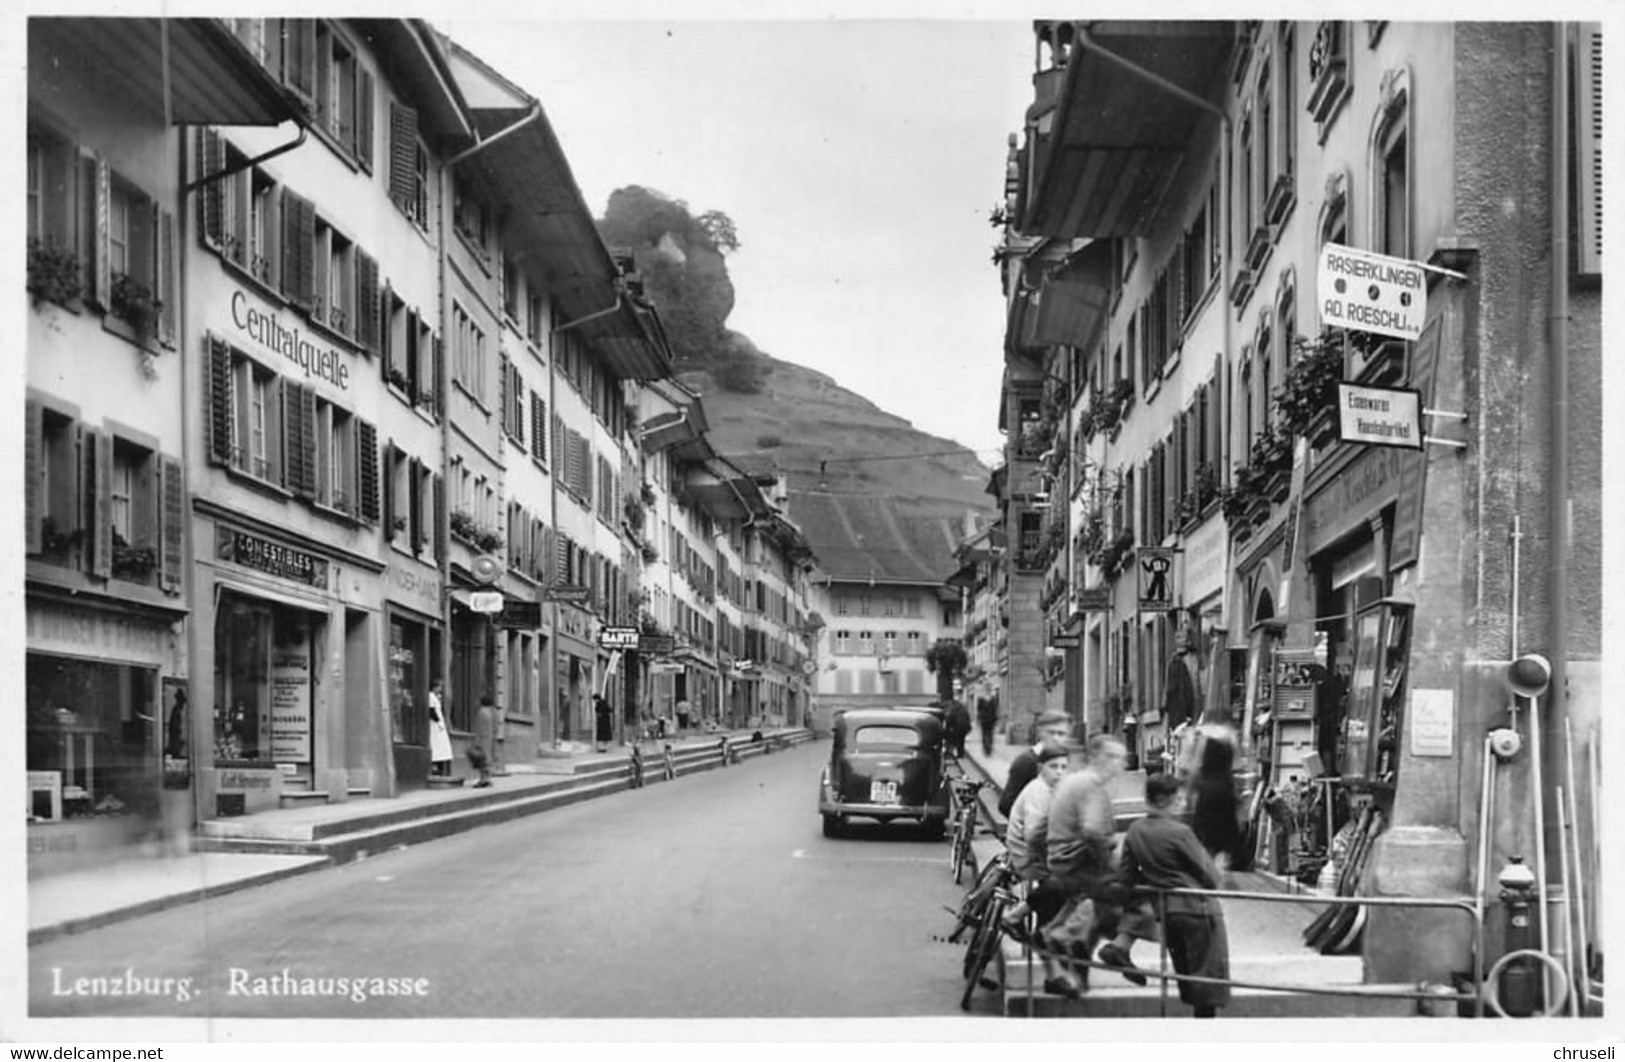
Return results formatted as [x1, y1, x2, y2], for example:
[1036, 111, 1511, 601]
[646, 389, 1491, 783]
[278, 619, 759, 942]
[1337, 383, 1423, 450]
[1317, 243, 1427, 342]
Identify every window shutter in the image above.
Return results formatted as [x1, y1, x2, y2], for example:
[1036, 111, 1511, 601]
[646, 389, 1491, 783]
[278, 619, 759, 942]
[315, 34, 333, 136]
[381, 442, 396, 533]
[1577, 25, 1602, 275]
[200, 129, 225, 248]
[297, 384, 317, 497]
[499, 354, 510, 434]
[160, 454, 184, 593]
[206, 335, 235, 465]
[433, 473, 445, 560]
[532, 395, 547, 460]
[25, 399, 42, 555]
[88, 427, 111, 579]
[282, 382, 304, 490]
[432, 334, 444, 417]
[357, 68, 375, 172]
[296, 196, 316, 314]
[156, 207, 175, 346]
[511, 366, 524, 445]
[389, 101, 419, 209]
[91, 155, 110, 310]
[357, 418, 379, 522]
[552, 413, 565, 470]
[280, 188, 304, 304]
[263, 18, 284, 84]
[286, 19, 316, 100]
[356, 249, 379, 354]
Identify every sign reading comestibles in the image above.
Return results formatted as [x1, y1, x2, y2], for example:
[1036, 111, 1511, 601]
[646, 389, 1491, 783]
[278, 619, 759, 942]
[218, 527, 330, 589]
[1316, 243, 1427, 343]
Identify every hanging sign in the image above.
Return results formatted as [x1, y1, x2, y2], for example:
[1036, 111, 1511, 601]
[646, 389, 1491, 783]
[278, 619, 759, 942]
[467, 591, 505, 614]
[1075, 587, 1113, 612]
[1317, 243, 1427, 342]
[598, 625, 640, 650]
[1337, 383, 1423, 450]
[1136, 547, 1178, 612]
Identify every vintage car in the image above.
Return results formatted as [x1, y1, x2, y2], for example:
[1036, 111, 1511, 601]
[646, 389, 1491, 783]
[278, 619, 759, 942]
[818, 707, 950, 837]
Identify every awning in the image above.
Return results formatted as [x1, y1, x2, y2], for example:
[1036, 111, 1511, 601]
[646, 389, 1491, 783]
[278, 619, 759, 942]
[30, 18, 305, 128]
[1019, 241, 1112, 350]
[1022, 21, 1234, 238]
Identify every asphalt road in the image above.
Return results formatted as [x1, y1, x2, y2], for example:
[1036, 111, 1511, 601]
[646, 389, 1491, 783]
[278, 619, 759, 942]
[30, 740, 984, 1021]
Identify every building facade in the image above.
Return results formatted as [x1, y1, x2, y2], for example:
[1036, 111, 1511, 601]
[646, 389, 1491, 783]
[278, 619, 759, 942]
[997, 19, 1602, 983]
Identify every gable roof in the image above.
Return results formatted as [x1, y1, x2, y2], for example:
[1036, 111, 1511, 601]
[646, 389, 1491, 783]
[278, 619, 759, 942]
[791, 491, 962, 586]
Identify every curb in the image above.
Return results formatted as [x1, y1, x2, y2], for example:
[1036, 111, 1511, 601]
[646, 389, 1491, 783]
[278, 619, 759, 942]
[28, 856, 332, 947]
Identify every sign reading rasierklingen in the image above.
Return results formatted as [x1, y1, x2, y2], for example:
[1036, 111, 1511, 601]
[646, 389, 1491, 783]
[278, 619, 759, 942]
[1317, 243, 1427, 342]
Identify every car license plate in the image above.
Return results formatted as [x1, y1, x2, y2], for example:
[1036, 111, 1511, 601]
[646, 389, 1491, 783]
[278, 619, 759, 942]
[870, 780, 899, 805]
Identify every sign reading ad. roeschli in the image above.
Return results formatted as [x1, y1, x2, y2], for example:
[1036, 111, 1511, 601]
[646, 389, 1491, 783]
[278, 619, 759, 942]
[1317, 243, 1427, 342]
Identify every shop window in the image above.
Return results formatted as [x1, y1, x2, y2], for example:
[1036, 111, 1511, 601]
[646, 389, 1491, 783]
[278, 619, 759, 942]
[450, 608, 494, 732]
[27, 654, 159, 822]
[214, 595, 318, 765]
[388, 615, 440, 748]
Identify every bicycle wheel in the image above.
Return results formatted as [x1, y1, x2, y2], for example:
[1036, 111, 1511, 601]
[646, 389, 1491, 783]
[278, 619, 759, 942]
[948, 855, 1005, 943]
[950, 808, 972, 883]
[960, 893, 1008, 1011]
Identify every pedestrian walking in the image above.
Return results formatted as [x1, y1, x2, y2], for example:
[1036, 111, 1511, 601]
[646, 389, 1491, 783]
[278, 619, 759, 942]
[1121, 772, 1231, 1017]
[944, 699, 972, 758]
[998, 709, 1071, 818]
[427, 679, 453, 777]
[469, 693, 498, 787]
[1044, 733, 1156, 988]
[1185, 724, 1242, 871]
[593, 693, 615, 753]
[975, 694, 999, 756]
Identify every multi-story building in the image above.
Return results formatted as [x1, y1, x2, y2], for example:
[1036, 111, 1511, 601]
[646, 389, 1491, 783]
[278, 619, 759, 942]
[796, 491, 967, 733]
[999, 20, 1602, 985]
[26, 18, 305, 871]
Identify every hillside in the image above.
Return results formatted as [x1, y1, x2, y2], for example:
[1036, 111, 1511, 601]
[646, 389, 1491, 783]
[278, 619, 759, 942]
[596, 185, 994, 526]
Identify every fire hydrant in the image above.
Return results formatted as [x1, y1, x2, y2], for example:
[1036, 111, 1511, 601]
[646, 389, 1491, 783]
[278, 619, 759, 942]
[1495, 855, 1540, 1016]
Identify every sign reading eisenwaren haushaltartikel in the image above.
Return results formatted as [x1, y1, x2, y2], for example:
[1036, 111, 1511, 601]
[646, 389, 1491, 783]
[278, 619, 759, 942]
[1317, 243, 1427, 342]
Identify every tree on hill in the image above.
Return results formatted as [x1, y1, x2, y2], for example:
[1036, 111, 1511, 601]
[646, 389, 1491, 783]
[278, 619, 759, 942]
[597, 186, 764, 392]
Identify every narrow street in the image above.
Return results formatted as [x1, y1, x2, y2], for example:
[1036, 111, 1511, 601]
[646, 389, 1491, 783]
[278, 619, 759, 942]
[31, 742, 978, 1019]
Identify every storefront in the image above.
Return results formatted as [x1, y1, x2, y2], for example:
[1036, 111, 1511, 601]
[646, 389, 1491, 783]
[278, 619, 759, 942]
[386, 556, 445, 787]
[25, 594, 184, 875]
[553, 602, 595, 743]
[195, 518, 381, 816]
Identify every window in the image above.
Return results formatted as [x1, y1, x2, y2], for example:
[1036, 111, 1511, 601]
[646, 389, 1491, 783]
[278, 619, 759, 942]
[453, 175, 490, 259]
[906, 630, 924, 656]
[1307, 21, 1352, 132]
[389, 101, 429, 229]
[313, 23, 373, 169]
[204, 338, 378, 521]
[526, 291, 544, 345]
[453, 304, 487, 405]
[1376, 109, 1409, 259]
[312, 215, 356, 338]
[502, 253, 520, 320]
[529, 393, 548, 464]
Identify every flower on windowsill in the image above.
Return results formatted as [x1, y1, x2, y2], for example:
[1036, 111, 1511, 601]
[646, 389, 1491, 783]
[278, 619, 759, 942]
[111, 531, 158, 580]
[448, 509, 478, 541]
[27, 239, 83, 307]
[110, 272, 162, 341]
[474, 528, 503, 554]
[386, 367, 411, 393]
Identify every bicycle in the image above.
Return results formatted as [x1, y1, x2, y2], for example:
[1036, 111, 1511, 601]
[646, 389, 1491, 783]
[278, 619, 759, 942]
[960, 881, 1020, 1010]
[946, 776, 990, 884]
[946, 847, 1013, 944]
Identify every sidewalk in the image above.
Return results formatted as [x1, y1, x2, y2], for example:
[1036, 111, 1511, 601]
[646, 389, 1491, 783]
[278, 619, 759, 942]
[30, 726, 812, 945]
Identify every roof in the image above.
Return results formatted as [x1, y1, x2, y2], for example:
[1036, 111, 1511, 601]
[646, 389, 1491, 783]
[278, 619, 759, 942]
[790, 491, 964, 585]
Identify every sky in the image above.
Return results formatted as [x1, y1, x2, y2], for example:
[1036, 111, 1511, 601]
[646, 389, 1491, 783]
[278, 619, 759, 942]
[440, 13, 1035, 467]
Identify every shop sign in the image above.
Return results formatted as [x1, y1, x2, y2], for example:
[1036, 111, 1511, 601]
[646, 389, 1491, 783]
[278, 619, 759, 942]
[385, 561, 440, 609]
[1409, 688, 1455, 758]
[270, 644, 312, 763]
[1301, 445, 1408, 556]
[230, 290, 352, 390]
[1317, 243, 1426, 342]
[1075, 587, 1112, 612]
[218, 528, 329, 589]
[545, 584, 590, 604]
[1136, 547, 1178, 612]
[26, 602, 167, 659]
[466, 591, 504, 614]
[1181, 518, 1226, 605]
[1337, 383, 1423, 450]
[640, 634, 675, 654]
[495, 599, 542, 629]
[598, 626, 640, 650]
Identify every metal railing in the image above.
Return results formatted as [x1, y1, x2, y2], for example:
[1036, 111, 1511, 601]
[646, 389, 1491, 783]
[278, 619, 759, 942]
[1010, 883, 1494, 1018]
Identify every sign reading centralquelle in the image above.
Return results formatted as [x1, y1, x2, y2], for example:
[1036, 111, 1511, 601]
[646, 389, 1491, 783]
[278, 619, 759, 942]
[230, 290, 352, 390]
[1336, 383, 1423, 450]
[1316, 243, 1427, 342]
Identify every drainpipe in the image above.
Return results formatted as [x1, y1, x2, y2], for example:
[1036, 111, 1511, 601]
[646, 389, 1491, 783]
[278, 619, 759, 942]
[435, 100, 544, 734]
[1072, 21, 1236, 685]
[1545, 20, 1572, 933]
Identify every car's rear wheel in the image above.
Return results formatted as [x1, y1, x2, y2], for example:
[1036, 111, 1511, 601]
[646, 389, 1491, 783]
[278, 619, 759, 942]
[821, 813, 843, 838]
[923, 817, 947, 842]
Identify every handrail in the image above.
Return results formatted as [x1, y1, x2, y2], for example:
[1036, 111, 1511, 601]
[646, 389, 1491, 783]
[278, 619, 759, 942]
[1011, 881, 1488, 1018]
